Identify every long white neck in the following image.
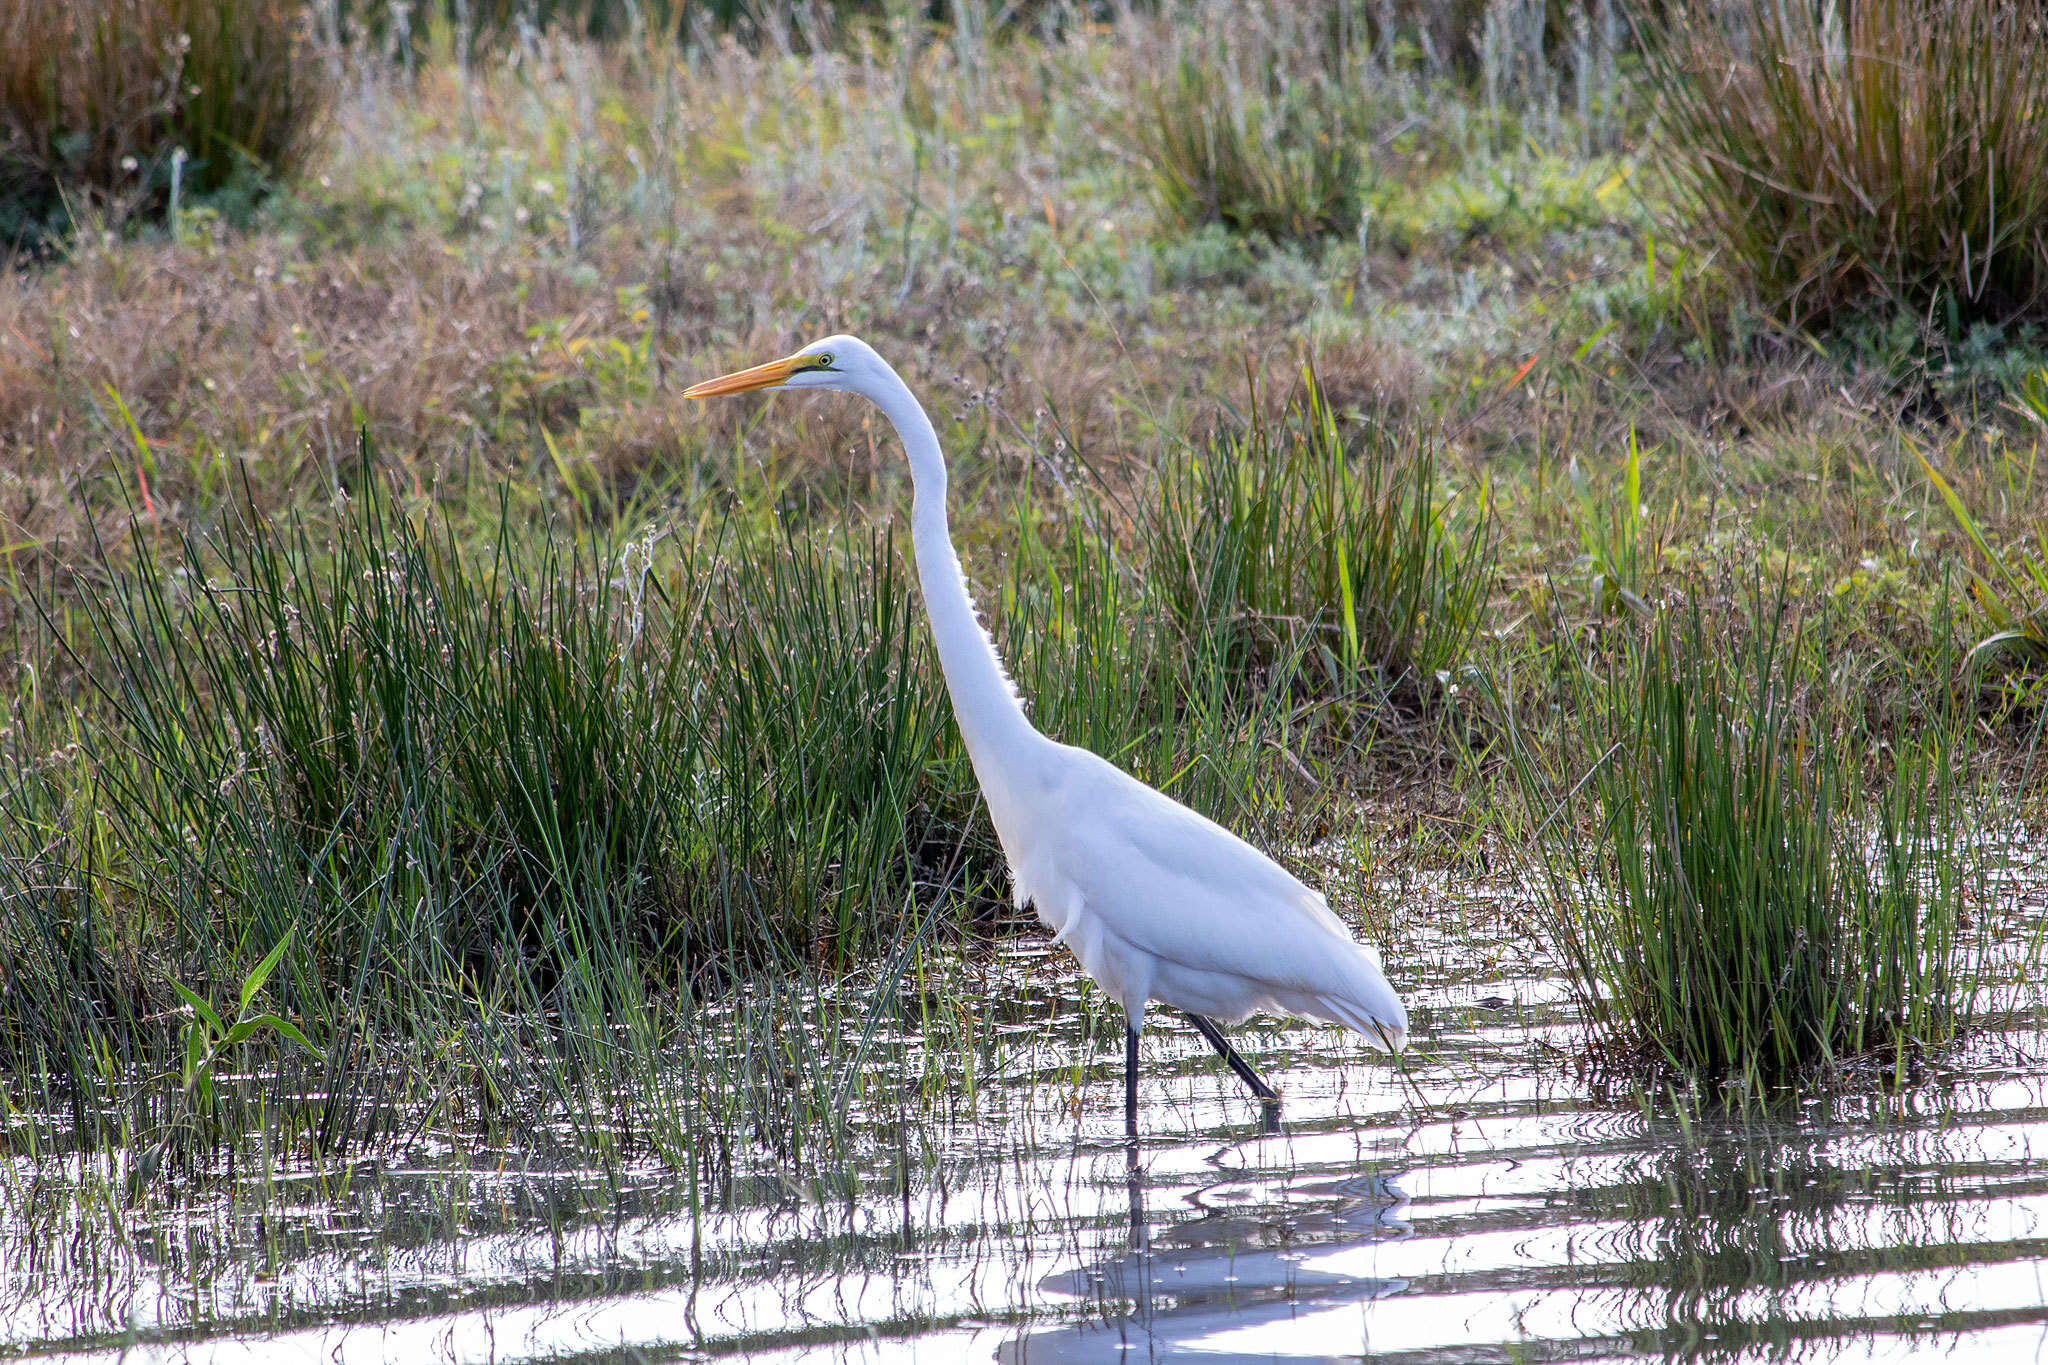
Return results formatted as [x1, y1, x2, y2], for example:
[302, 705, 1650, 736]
[865, 367, 1042, 773]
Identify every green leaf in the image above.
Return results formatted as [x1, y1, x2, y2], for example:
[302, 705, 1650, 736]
[1335, 532, 1359, 671]
[1962, 630, 2048, 675]
[171, 979, 225, 1039]
[1625, 427, 1642, 529]
[1919, 453, 2000, 567]
[1574, 320, 1618, 360]
[239, 930, 294, 1016]
[104, 383, 155, 478]
[247, 1015, 326, 1062]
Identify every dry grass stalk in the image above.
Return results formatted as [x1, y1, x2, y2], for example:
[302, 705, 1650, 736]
[1651, 0, 2048, 331]
[0, 0, 326, 247]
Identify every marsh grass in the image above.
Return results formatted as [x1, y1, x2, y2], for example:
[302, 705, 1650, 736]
[1135, 51, 1377, 242]
[1507, 596, 1988, 1083]
[0, 455, 973, 1170]
[2, 459, 709, 1165]
[1, 0, 2043, 1211]
[1146, 377, 1493, 707]
[998, 482, 1310, 836]
[1920, 449, 2048, 688]
[1647, 0, 2048, 335]
[0, 421, 1343, 1179]
[1565, 428, 1663, 622]
[1130, 0, 1635, 246]
[693, 526, 994, 962]
[0, 0, 328, 252]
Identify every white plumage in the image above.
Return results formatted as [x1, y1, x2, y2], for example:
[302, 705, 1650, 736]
[685, 334, 1407, 1135]
[1003, 744, 1405, 1045]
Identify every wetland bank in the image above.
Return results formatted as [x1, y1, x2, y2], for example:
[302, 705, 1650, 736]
[3, 0, 2047, 1360]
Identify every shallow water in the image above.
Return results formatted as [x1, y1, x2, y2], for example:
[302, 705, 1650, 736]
[5, 917, 2046, 1364]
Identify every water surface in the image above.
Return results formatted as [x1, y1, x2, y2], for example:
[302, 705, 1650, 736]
[5, 888, 2045, 1364]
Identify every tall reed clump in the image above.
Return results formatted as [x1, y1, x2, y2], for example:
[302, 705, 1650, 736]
[1646, 0, 2048, 334]
[1508, 600, 1987, 1084]
[104, 485, 696, 986]
[0, 0, 327, 252]
[1134, 47, 1376, 241]
[1146, 377, 1493, 705]
[997, 496, 1302, 839]
[689, 528, 994, 966]
[0, 453, 999, 1168]
[0, 430, 1382, 1171]
[0, 466, 703, 1154]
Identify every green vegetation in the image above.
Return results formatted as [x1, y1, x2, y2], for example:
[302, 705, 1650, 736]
[1146, 377, 1492, 700]
[1507, 597, 1988, 1083]
[1135, 51, 1377, 241]
[0, 380, 1416, 1171]
[0, 0, 2043, 1198]
[1922, 447, 2048, 683]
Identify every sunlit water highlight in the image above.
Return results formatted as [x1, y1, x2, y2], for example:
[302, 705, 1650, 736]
[5, 887, 2045, 1364]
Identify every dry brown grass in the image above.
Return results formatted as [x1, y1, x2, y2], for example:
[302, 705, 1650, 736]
[0, 30, 1278, 573]
[0, 228, 1184, 573]
[0, 0, 327, 248]
[1649, 0, 2048, 331]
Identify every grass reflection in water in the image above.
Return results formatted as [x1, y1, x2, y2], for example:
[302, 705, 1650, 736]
[3, 917, 2044, 1364]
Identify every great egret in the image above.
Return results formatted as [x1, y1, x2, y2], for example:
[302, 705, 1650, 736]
[685, 336, 1407, 1137]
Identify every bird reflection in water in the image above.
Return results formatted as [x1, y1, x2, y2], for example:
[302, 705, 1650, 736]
[1000, 1152, 1411, 1364]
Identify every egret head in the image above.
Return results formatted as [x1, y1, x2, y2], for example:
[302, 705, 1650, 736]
[681, 334, 887, 401]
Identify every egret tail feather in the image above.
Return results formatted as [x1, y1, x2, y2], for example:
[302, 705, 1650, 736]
[1319, 993, 1408, 1054]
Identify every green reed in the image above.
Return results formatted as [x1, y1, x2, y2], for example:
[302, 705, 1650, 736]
[1508, 594, 1989, 1084]
[0, 419, 1348, 1184]
[1134, 49, 1377, 243]
[1145, 377, 1493, 709]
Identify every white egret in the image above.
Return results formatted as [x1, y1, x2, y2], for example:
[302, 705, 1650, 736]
[684, 336, 1407, 1137]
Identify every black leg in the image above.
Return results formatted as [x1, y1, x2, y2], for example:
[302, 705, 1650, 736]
[1125, 1022, 1140, 1141]
[1127, 1162, 1149, 1258]
[1185, 1012, 1281, 1106]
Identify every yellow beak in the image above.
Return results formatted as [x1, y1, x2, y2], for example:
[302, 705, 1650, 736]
[682, 353, 805, 399]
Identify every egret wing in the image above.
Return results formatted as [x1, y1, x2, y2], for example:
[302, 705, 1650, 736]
[1053, 749, 1366, 985]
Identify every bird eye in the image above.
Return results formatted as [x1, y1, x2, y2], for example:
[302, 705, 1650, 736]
[815, 353, 834, 369]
